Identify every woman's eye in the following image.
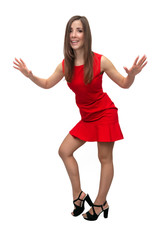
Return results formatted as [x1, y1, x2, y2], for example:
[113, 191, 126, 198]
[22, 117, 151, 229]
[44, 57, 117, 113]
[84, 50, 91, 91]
[69, 29, 83, 33]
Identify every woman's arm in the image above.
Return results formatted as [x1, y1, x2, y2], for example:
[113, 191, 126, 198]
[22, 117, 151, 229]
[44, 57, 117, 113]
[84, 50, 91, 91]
[13, 58, 64, 89]
[101, 55, 147, 89]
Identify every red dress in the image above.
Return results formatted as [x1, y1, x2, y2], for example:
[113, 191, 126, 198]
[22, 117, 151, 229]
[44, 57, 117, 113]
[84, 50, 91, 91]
[62, 52, 124, 142]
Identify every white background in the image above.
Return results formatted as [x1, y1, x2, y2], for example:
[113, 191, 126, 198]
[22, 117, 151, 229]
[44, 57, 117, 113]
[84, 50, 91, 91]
[0, 0, 159, 239]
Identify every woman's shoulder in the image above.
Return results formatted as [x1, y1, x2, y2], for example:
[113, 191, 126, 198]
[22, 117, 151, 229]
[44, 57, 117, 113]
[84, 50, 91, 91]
[92, 52, 104, 74]
[93, 52, 104, 66]
[93, 52, 103, 59]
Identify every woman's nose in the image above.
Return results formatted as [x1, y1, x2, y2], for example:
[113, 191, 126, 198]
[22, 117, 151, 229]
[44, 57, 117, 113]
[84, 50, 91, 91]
[71, 30, 76, 38]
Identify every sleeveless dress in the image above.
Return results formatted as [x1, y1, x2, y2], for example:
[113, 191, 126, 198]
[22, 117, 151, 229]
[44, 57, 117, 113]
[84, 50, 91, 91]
[62, 52, 124, 142]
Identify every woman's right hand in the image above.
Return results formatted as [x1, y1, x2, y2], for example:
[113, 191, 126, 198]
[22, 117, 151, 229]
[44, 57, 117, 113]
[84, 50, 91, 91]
[13, 59, 64, 89]
[13, 58, 32, 78]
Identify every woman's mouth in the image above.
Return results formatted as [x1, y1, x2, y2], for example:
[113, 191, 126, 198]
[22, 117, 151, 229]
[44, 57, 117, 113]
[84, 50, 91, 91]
[71, 40, 79, 45]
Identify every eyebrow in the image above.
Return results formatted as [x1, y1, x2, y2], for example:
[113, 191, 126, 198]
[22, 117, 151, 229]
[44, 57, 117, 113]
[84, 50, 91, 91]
[70, 27, 83, 30]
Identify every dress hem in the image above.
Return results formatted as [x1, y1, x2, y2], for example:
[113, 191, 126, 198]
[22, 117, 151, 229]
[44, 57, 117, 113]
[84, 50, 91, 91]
[69, 131, 124, 142]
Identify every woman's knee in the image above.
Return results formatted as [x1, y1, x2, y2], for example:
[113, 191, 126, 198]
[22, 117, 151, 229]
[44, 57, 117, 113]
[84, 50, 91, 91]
[98, 142, 114, 164]
[58, 144, 73, 160]
[58, 145, 67, 159]
[98, 153, 113, 164]
[58, 134, 85, 160]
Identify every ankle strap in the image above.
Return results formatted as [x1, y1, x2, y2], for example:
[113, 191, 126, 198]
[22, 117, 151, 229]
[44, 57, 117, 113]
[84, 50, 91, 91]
[91, 201, 107, 215]
[93, 201, 107, 211]
[73, 191, 83, 203]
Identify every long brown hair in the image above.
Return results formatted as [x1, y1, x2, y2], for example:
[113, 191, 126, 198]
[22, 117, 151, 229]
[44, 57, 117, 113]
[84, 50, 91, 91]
[64, 15, 94, 84]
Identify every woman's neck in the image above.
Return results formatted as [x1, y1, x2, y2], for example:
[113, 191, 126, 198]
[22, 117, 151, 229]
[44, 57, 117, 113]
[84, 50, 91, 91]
[74, 49, 84, 66]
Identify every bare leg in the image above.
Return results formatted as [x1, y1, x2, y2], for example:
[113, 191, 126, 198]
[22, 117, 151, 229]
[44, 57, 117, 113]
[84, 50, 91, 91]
[96, 141, 114, 203]
[83, 141, 114, 217]
[58, 134, 86, 209]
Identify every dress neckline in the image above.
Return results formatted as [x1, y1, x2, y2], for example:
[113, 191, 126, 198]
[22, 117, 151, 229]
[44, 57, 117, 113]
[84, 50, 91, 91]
[74, 64, 84, 67]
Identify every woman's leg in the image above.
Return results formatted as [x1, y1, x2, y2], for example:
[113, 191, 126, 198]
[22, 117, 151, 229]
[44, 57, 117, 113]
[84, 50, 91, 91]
[58, 133, 86, 201]
[95, 141, 114, 204]
[83, 141, 114, 217]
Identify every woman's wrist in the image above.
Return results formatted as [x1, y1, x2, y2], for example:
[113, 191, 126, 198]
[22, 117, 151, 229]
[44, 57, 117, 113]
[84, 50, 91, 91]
[27, 70, 33, 79]
[123, 73, 135, 88]
[127, 72, 135, 81]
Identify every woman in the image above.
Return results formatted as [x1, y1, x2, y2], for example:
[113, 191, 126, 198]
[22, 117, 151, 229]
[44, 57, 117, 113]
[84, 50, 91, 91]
[13, 15, 147, 221]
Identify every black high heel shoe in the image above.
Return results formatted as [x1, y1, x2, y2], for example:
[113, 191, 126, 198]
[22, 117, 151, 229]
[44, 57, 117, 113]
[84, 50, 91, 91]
[83, 201, 109, 221]
[72, 191, 93, 217]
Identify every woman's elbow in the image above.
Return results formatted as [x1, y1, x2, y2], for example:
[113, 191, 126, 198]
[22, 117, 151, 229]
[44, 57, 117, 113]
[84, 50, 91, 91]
[44, 79, 52, 89]
[121, 83, 130, 89]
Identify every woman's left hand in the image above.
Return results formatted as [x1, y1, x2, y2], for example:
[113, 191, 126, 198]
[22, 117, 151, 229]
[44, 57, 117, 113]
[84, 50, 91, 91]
[123, 55, 147, 76]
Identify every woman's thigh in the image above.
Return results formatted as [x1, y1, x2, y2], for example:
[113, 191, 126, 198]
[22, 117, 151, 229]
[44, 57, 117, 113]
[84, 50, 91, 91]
[58, 134, 86, 159]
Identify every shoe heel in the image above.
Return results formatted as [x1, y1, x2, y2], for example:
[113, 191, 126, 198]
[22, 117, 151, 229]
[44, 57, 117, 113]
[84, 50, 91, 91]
[103, 207, 109, 218]
[85, 194, 93, 206]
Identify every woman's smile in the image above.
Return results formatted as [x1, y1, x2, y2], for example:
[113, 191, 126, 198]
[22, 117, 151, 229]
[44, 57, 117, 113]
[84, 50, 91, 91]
[71, 40, 79, 45]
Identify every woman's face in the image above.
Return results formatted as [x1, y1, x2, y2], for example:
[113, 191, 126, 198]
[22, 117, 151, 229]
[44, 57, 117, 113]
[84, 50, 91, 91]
[70, 20, 84, 51]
